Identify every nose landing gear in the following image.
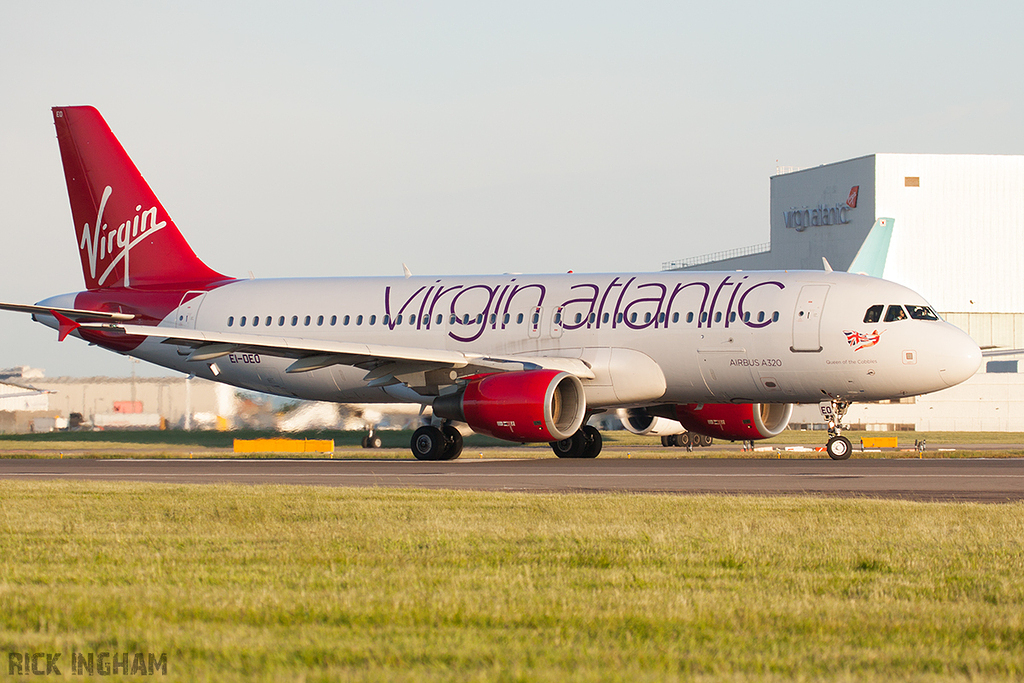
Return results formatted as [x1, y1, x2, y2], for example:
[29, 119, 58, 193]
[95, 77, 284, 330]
[819, 400, 852, 461]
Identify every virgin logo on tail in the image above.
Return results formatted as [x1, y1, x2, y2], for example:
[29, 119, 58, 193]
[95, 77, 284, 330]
[846, 186, 859, 209]
[79, 186, 167, 287]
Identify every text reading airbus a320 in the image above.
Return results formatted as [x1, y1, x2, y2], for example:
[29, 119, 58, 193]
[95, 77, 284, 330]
[0, 107, 982, 460]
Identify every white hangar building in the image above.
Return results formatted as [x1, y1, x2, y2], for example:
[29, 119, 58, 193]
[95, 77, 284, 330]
[665, 153, 1024, 431]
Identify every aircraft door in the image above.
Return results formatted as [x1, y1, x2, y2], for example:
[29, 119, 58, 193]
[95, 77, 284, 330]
[528, 306, 542, 339]
[791, 285, 829, 352]
[174, 291, 208, 329]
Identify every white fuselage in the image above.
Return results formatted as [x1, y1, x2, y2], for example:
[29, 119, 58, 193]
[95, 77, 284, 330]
[40, 270, 982, 408]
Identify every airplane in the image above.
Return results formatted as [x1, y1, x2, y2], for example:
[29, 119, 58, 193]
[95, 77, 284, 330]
[0, 106, 982, 461]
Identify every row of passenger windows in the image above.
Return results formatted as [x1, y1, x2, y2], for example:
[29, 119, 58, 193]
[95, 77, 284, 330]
[863, 304, 940, 324]
[225, 309, 782, 329]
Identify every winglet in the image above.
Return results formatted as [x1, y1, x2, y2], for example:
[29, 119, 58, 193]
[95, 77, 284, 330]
[848, 218, 894, 277]
[822, 257, 833, 272]
[52, 311, 81, 342]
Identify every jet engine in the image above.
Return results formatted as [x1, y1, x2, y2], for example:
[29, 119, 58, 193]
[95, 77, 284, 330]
[619, 407, 687, 437]
[673, 403, 794, 440]
[432, 370, 586, 442]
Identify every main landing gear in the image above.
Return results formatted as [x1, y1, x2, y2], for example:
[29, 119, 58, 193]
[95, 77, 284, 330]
[820, 400, 852, 461]
[410, 423, 464, 461]
[550, 425, 602, 459]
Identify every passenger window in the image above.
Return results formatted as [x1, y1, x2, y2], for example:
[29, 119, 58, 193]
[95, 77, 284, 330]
[700, 312, 708, 323]
[686, 312, 693, 323]
[672, 312, 679, 323]
[450, 315, 457, 325]
[743, 311, 750, 322]
[463, 314, 470, 325]
[278, 316, 285, 326]
[772, 312, 779, 322]
[252, 316, 260, 327]
[602, 313, 610, 324]
[503, 313, 510, 325]
[265, 316, 272, 326]
[304, 315, 311, 326]
[616, 313, 623, 324]
[863, 305, 883, 324]
[554, 312, 562, 324]
[410, 315, 417, 326]
[317, 315, 324, 326]
[906, 305, 940, 321]
[240, 316, 246, 326]
[330, 315, 337, 326]
[644, 312, 651, 323]
[589, 313, 596, 324]
[369, 315, 376, 325]
[884, 305, 908, 322]
[517, 313, 524, 324]
[343, 315, 350, 326]
[291, 316, 298, 326]
[575, 313, 582, 324]
[227, 316, 234, 327]
[532, 312, 540, 325]
[437, 314, 444, 325]
[630, 312, 638, 323]
[714, 312, 722, 323]
[757, 311, 765, 323]
[729, 312, 736, 323]
[476, 314, 483, 324]
[356, 315, 363, 326]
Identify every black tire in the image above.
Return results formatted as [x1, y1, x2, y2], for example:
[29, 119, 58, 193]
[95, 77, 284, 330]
[699, 434, 714, 447]
[551, 430, 586, 458]
[411, 426, 445, 461]
[360, 436, 369, 448]
[580, 425, 602, 458]
[367, 435, 382, 449]
[826, 435, 853, 461]
[440, 424, 463, 461]
[677, 432, 691, 448]
[660, 435, 673, 447]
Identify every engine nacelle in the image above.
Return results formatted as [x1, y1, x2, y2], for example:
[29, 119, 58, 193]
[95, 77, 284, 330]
[619, 408, 687, 436]
[673, 403, 793, 441]
[432, 370, 586, 442]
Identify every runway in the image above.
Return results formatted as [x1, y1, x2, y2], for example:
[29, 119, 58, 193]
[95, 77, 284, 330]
[1, 457, 1022, 502]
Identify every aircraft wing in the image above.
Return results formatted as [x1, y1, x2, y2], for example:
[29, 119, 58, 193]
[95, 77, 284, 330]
[70, 321, 596, 392]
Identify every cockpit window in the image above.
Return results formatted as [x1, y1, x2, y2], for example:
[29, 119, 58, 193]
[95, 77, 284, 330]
[884, 305, 908, 322]
[906, 305, 940, 321]
[863, 305, 883, 324]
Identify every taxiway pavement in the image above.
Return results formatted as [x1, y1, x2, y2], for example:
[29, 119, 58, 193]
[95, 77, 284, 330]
[1, 457, 1022, 502]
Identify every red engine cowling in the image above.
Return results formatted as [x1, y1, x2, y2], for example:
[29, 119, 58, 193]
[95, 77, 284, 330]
[673, 403, 793, 440]
[432, 370, 587, 442]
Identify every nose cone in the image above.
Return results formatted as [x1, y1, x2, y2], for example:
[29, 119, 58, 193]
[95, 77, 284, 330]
[937, 326, 982, 387]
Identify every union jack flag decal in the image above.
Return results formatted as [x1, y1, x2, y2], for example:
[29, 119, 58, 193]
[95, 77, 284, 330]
[844, 329, 882, 351]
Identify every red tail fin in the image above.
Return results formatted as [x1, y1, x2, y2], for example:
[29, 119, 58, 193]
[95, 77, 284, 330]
[52, 106, 227, 290]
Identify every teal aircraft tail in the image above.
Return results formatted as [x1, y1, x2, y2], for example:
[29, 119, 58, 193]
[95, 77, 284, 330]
[847, 217, 894, 278]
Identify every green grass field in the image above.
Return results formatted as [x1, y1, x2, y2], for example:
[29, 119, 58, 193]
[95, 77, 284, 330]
[1, 482, 1022, 681]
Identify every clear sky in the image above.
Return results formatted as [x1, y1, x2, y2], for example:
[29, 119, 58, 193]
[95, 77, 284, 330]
[2, 1, 1022, 377]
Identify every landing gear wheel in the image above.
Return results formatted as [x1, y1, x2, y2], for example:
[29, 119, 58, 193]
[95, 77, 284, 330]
[411, 425, 445, 461]
[677, 432, 691, 448]
[362, 434, 382, 449]
[580, 425, 602, 459]
[440, 424, 463, 461]
[826, 435, 852, 461]
[661, 435, 675, 447]
[551, 430, 587, 458]
[699, 434, 713, 447]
